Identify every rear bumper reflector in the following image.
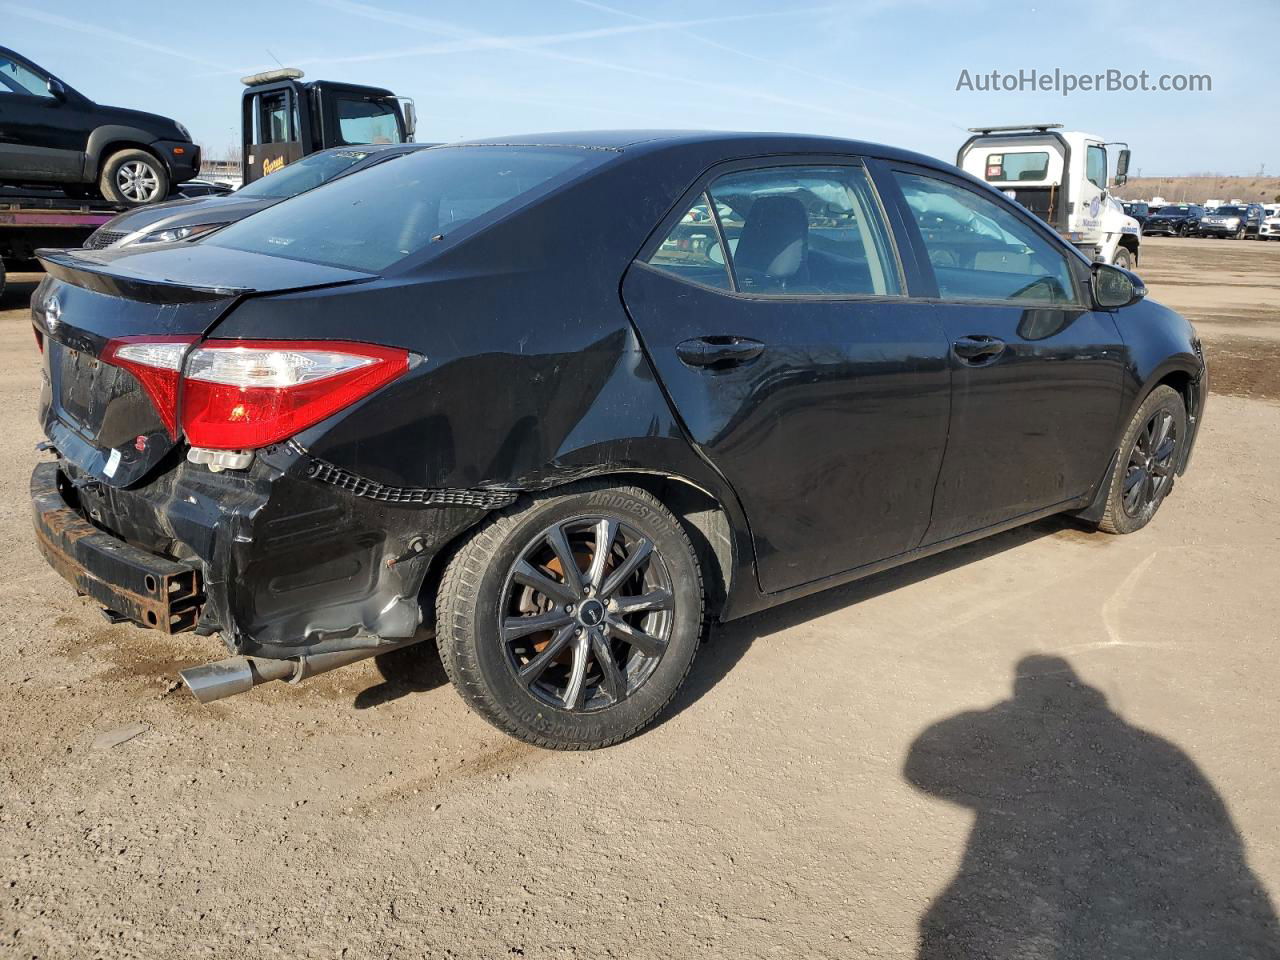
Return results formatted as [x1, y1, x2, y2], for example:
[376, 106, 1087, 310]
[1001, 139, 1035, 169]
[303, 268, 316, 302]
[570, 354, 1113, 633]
[30, 461, 204, 633]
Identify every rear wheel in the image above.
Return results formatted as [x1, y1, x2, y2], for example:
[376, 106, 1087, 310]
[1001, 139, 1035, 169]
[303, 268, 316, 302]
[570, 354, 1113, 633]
[1099, 385, 1187, 534]
[436, 483, 704, 749]
[99, 149, 169, 206]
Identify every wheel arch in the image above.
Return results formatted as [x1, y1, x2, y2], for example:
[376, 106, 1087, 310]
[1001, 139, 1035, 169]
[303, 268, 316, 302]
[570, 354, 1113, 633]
[417, 469, 742, 625]
[84, 128, 166, 180]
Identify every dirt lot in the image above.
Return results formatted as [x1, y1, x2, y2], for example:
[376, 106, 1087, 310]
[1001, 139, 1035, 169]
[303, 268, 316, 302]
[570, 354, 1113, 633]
[1, 235, 1279, 958]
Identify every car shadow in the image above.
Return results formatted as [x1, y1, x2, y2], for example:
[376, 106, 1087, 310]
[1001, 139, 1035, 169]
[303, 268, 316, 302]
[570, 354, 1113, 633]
[659, 514, 1090, 728]
[904, 654, 1280, 957]
[352, 640, 450, 709]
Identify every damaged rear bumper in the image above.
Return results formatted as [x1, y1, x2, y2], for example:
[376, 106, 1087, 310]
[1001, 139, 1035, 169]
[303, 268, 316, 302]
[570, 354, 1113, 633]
[32, 461, 203, 633]
[30, 444, 499, 658]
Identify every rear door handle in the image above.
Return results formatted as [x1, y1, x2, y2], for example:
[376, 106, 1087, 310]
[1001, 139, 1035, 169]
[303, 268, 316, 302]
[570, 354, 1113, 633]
[676, 337, 766, 369]
[953, 335, 1006, 364]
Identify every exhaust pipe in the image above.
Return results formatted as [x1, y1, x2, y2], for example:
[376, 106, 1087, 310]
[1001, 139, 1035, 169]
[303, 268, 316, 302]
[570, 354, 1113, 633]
[179, 635, 428, 704]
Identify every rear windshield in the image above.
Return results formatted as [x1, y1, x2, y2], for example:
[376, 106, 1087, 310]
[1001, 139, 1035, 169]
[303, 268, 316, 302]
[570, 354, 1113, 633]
[236, 149, 383, 200]
[206, 146, 605, 271]
[984, 152, 1050, 182]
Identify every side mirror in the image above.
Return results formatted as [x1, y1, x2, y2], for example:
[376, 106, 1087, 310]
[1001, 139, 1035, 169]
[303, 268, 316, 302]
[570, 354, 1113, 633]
[1114, 148, 1130, 186]
[46, 77, 66, 100]
[1093, 262, 1145, 309]
[399, 99, 417, 142]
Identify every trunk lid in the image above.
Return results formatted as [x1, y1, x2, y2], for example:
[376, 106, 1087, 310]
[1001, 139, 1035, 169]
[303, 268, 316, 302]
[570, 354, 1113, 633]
[35, 246, 374, 487]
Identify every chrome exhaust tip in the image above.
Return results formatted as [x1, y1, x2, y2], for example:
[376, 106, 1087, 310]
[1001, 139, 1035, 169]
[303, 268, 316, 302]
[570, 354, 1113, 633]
[179, 634, 430, 704]
[179, 656, 257, 704]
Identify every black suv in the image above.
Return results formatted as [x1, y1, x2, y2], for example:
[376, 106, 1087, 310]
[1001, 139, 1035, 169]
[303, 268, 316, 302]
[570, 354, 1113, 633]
[1142, 204, 1204, 237]
[0, 47, 199, 205]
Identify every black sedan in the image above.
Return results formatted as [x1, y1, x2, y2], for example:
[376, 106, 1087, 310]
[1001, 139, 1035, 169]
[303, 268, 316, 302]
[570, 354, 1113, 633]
[82, 143, 430, 249]
[1142, 203, 1204, 237]
[29, 132, 1207, 749]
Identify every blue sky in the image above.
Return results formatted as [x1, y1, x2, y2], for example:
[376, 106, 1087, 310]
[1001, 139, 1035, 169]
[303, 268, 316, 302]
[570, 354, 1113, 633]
[5, 0, 1276, 175]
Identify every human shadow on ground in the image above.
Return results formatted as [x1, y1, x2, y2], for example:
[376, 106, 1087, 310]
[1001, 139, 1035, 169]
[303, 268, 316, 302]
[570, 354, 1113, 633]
[660, 515, 1082, 728]
[904, 654, 1280, 958]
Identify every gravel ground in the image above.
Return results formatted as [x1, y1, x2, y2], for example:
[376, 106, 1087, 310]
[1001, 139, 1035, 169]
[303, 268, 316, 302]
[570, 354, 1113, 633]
[1, 235, 1278, 958]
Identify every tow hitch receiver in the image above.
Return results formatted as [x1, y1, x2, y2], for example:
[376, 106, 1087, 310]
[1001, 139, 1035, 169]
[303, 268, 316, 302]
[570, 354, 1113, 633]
[31, 462, 203, 633]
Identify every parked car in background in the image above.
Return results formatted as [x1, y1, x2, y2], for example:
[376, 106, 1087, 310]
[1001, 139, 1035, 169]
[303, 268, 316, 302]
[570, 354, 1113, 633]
[1122, 201, 1151, 228]
[30, 131, 1207, 749]
[83, 143, 429, 249]
[1142, 203, 1204, 237]
[1197, 204, 1264, 239]
[0, 45, 199, 205]
[1259, 208, 1280, 241]
[175, 179, 235, 199]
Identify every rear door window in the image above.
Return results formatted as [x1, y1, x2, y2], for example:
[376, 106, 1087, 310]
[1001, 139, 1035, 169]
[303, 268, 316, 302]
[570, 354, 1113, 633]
[646, 194, 733, 291]
[698, 165, 900, 296]
[894, 171, 1080, 306]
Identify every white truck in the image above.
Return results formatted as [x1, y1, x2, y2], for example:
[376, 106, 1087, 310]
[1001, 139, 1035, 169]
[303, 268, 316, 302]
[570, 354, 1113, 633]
[957, 123, 1141, 270]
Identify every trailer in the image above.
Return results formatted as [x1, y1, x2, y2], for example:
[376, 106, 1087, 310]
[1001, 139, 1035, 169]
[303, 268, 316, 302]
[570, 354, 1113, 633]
[0, 187, 122, 297]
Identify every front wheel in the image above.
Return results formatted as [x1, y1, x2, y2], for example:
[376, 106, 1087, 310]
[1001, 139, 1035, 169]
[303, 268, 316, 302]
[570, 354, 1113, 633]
[1099, 385, 1187, 534]
[436, 483, 704, 749]
[99, 149, 169, 206]
[1111, 246, 1133, 271]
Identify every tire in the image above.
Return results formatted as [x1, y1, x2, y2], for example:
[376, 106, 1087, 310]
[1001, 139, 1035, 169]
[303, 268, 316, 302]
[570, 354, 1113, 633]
[99, 149, 169, 207]
[1112, 246, 1133, 270]
[436, 482, 704, 750]
[0, 259, 6, 304]
[1099, 385, 1187, 535]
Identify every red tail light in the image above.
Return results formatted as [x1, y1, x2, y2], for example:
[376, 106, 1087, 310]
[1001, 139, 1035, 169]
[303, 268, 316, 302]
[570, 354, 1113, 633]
[181, 340, 410, 449]
[101, 336, 197, 438]
[100, 338, 410, 449]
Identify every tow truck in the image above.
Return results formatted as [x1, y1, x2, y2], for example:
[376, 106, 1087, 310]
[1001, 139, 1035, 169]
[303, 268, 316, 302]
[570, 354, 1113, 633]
[1, 67, 416, 296]
[957, 123, 1142, 270]
[239, 68, 416, 184]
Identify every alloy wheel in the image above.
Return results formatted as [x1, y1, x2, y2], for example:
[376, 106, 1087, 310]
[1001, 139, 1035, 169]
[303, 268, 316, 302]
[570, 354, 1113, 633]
[1122, 409, 1178, 517]
[116, 161, 161, 203]
[500, 516, 674, 712]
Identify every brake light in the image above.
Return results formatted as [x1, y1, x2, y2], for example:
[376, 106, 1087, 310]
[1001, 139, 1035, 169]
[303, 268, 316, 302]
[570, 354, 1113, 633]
[101, 336, 196, 437]
[100, 337, 410, 448]
[180, 340, 410, 449]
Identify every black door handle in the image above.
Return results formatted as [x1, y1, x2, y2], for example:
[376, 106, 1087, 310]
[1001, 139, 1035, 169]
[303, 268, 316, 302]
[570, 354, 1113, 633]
[676, 337, 766, 368]
[953, 335, 1006, 363]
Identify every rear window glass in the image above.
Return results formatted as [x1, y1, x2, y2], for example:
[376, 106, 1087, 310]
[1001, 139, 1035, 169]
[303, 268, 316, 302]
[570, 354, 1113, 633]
[206, 146, 605, 271]
[985, 152, 1049, 182]
[236, 149, 378, 199]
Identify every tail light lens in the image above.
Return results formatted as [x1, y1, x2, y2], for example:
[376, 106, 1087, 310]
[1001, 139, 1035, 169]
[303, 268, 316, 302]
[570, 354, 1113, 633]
[99, 338, 410, 449]
[180, 340, 409, 449]
[101, 337, 197, 437]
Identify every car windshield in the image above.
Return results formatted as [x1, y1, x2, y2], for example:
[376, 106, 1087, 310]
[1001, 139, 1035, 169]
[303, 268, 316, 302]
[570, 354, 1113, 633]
[236, 149, 386, 199]
[1216, 207, 1245, 216]
[206, 145, 607, 271]
[1161, 206, 1190, 214]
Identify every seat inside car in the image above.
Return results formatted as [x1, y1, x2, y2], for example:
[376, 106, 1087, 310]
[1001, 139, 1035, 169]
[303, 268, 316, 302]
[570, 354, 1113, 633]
[733, 195, 809, 290]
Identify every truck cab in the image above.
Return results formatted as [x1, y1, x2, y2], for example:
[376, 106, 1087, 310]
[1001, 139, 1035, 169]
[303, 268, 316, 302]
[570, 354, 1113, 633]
[957, 124, 1140, 270]
[240, 68, 416, 184]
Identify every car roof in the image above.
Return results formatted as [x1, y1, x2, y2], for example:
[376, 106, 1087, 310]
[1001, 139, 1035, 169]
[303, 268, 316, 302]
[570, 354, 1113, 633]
[445, 129, 943, 167]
